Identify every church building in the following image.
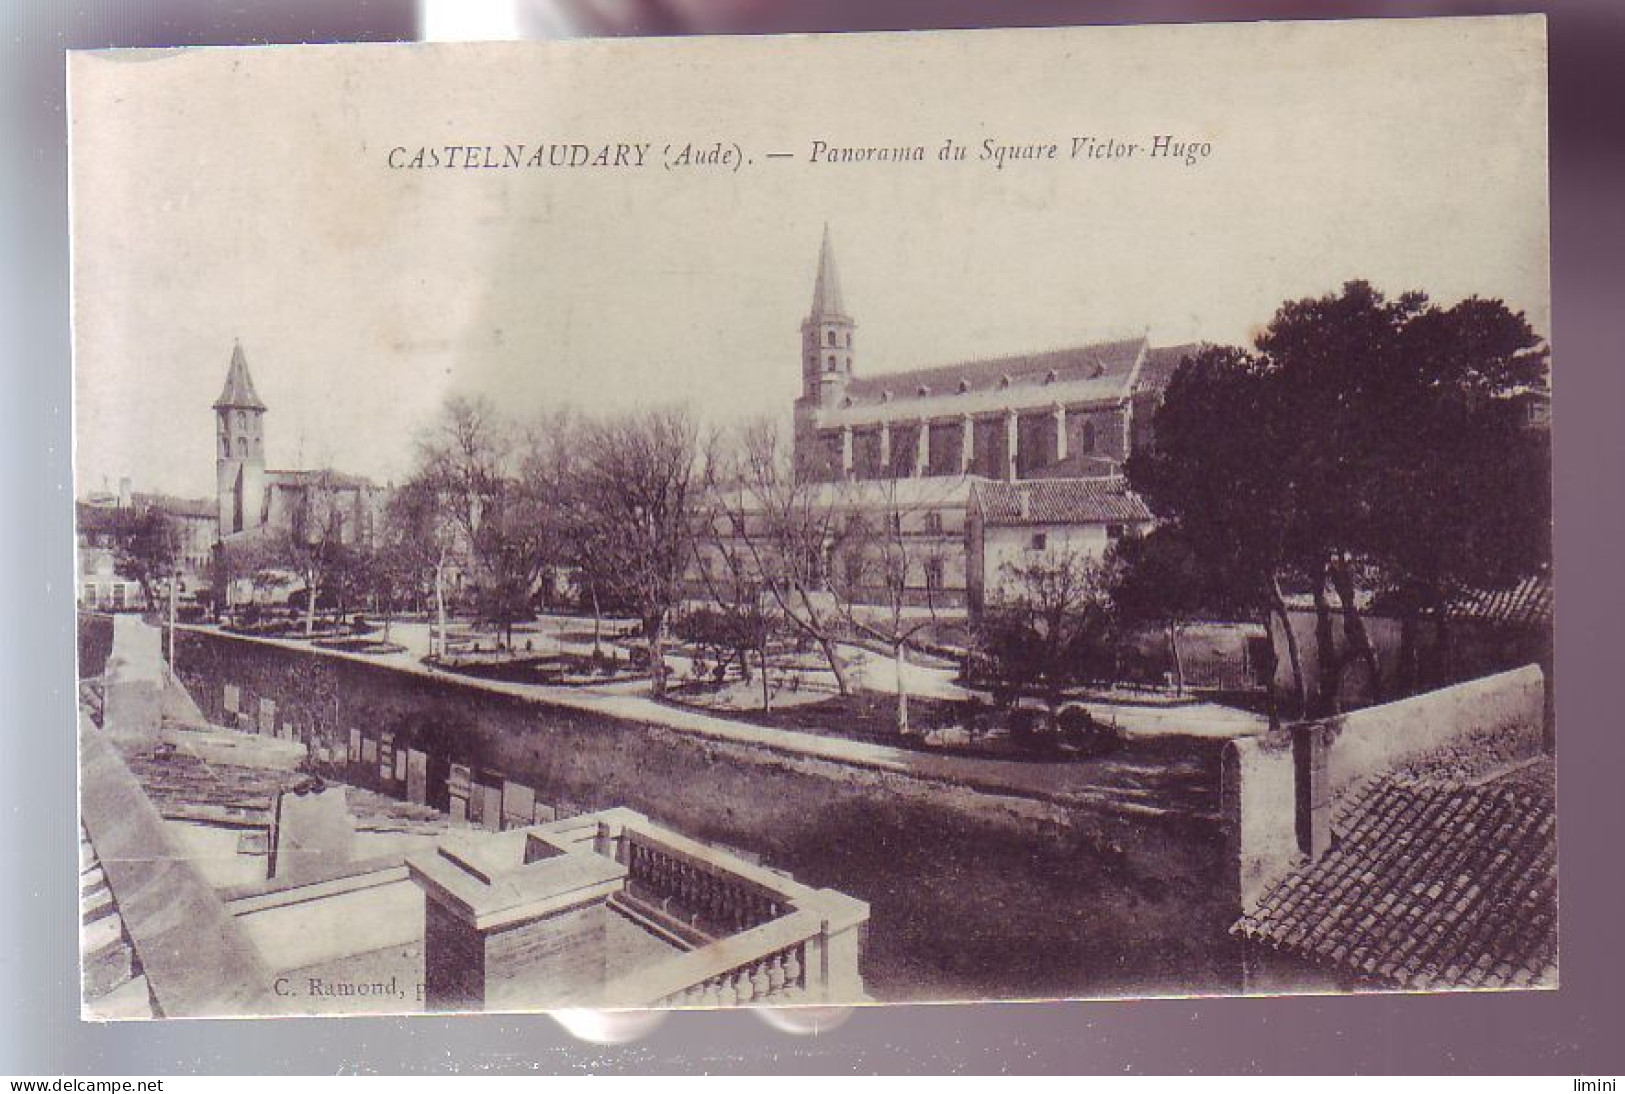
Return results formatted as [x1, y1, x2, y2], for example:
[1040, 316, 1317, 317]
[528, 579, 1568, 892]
[792, 226, 1197, 484]
[213, 342, 388, 599]
[689, 229, 1193, 617]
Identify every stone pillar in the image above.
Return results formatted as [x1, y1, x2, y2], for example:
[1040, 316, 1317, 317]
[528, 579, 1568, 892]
[959, 415, 973, 475]
[806, 889, 870, 1005]
[1004, 409, 1019, 481]
[409, 829, 628, 1012]
[1293, 722, 1334, 861]
[879, 422, 891, 476]
[840, 426, 853, 479]
[1053, 404, 1068, 463]
[914, 419, 929, 477]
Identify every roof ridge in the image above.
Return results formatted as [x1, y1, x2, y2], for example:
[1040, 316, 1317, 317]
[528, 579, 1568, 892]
[853, 334, 1146, 377]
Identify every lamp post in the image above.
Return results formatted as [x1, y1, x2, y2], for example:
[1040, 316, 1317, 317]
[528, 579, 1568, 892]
[167, 564, 178, 676]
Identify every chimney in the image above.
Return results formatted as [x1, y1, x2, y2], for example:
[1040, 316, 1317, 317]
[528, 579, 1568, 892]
[1293, 722, 1334, 860]
[118, 477, 133, 509]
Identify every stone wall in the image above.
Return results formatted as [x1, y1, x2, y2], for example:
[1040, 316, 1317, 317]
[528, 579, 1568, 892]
[168, 626, 1240, 1003]
[78, 611, 113, 679]
[1223, 663, 1548, 909]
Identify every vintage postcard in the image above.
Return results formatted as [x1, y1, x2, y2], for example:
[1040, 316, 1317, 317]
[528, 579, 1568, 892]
[69, 16, 1553, 1019]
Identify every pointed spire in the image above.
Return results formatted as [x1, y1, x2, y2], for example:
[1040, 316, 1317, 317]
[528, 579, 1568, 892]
[809, 222, 848, 320]
[213, 339, 266, 411]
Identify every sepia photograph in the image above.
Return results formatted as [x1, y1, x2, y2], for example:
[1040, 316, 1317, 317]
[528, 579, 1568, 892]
[67, 16, 1553, 1019]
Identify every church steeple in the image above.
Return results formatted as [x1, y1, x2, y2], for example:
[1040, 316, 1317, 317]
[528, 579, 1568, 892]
[801, 224, 856, 406]
[809, 222, 849, 321]
[214, 339, 266, 412]
[214, 340, 268, 536]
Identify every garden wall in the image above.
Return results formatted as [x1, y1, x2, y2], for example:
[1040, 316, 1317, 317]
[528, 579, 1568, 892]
[167, 626, 1240, 1003]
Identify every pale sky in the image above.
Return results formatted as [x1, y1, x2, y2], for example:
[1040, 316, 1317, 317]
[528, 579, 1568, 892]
[69, 17, 1549, 499]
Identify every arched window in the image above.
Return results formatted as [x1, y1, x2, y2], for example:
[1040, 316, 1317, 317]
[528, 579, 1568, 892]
[827, 330, 837, 347]
[827, 355, 837, 372]
[1078, 420, 1097, 454]
[235, 411, 245, 430]
[235, 436, 247, 457]
[219, 434, 230, 458]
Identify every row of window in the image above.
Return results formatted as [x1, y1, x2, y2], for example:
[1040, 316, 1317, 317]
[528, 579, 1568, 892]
[693, 550, 952, 591]
[1028, 525, 1126, 551]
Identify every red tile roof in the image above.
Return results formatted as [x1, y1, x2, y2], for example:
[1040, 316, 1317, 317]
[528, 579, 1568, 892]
[971, 477, 1153, 525]
[1233, 760, 1557, 991]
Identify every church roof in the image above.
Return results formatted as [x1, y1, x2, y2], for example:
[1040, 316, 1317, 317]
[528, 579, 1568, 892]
[809, 223, 848, 320]
[213, 342, 266, 412]
[843, 335, 1148, 411]
[1134, 342, 1204, 399]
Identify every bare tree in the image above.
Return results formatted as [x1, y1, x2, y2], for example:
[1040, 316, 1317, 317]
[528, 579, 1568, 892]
[281, 474, 357, 637]
[412, 395, 549, 650]
[691, 478, 781, 711]
[827, 476, 947, 736]
[978, 547, 1116, 713]
[571, 406, 702, 698]
[704, 418, 858, 696]
[381, 478, 459, 653]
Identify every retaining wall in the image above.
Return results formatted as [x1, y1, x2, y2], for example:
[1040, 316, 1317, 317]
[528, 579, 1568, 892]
[167, 625, 1238, 1003]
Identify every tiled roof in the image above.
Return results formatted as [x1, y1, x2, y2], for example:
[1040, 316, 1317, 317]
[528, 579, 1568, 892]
[1233, 761, 1557, 991]
[266, 468, 379, 490]
[843, 336, 1147, 408]
[133, 493, 217, 520]
[1449, 574, 1552, 628]
[1134, 342, 1203, 398]
[972, 477, 1153, 525]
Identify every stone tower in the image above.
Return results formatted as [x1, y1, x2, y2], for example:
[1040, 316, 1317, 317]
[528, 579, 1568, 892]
[801, 223, 856, 407]
[793, 225, 855, 480]
[214, 340, 267, 536]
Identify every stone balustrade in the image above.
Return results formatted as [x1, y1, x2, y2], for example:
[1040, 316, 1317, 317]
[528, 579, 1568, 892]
[409, 807, 870, 1011]
[590, 812, 869, 1008]
[621, 828, 788, 938]
[600, 908, 823, 1008]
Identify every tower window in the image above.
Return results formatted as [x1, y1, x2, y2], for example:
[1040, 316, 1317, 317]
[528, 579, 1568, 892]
[827, 355, 837, 372]
[827, 331, 837, 347]
[235, 436, 247, 457]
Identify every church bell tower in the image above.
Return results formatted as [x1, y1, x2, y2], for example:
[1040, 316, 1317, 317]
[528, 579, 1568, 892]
[214, 340, 268, 536]
[801, 223, 856, 408]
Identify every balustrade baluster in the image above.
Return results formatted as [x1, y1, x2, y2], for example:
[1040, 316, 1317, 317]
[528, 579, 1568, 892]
[766, 951, 786, 993]
[750, 960, 772, 1000]
[733, 967, 755, 1004]
[783, 945, 803, 990]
